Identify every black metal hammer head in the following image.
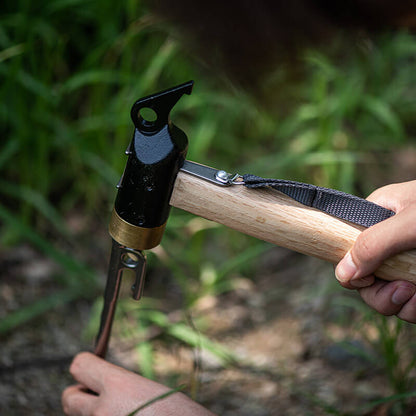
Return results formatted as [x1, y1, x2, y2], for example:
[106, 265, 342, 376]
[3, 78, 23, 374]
[109, 81, 194, 250]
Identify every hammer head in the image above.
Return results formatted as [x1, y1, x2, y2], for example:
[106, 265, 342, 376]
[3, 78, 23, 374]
[109, 81, 194, 250]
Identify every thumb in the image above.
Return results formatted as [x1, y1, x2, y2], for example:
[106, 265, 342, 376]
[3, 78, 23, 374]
[335, 207, 416, 287]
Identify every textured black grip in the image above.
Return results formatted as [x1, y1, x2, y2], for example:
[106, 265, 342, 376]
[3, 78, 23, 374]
[243, 175, 395, 228]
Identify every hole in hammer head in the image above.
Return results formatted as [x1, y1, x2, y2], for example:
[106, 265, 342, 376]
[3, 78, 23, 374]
[139, 107, 158, 123]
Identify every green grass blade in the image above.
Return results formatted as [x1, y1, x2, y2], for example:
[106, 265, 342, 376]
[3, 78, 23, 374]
[126, 385, 186, 416]
[0, 180, 70, 236]
[0, 204, 97, 287]
[0, 288, 87, 334]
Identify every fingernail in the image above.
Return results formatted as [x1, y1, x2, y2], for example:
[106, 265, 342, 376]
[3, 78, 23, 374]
[335, 251, 358, 283]
[349, 276, 374, 288]
[392, 286, 414, 305]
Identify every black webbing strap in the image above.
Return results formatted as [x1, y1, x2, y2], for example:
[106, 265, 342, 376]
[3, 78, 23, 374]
[243, 174, 395, 228]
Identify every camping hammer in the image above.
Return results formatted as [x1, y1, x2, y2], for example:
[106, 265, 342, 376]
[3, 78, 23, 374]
[94, 81, 416, 357]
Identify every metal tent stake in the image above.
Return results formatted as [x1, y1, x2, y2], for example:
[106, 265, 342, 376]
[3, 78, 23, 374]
[94, 241, 146, 358]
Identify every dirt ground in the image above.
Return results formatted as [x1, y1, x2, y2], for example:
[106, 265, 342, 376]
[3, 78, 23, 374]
[1, 234, 416, 416]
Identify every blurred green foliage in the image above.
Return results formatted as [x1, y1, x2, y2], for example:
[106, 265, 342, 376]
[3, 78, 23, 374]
[2, 1, 416, 236]
[1, 0, 416, 413]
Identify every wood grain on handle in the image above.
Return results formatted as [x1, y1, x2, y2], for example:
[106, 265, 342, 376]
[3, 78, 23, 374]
[170, 171, 416, 283]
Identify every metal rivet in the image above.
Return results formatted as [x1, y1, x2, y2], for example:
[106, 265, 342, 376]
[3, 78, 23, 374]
[215, 170, 230, 183]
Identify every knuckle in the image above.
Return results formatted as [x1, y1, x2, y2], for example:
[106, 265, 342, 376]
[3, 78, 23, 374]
[396, 296, 416, 323]
[359, 284, 399, 316]
[69, 352, 91, 375]
[61, 388, 76, 415]
[61, 397, 70, 415]
[396, 310, 416, 323]
[69, 358, 80, 376]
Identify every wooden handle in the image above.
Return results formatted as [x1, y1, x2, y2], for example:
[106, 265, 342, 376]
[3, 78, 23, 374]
[170, 171, 416, 283]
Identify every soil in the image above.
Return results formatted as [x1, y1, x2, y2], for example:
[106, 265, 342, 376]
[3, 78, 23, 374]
[1, 233, 416, 416]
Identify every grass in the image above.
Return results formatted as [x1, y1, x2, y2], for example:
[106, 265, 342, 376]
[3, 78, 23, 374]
[126, 384, 186, 416]
[1, 0, 416, 414]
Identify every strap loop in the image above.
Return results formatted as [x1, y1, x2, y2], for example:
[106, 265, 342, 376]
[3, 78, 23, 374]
[243, 174, 395, 228]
